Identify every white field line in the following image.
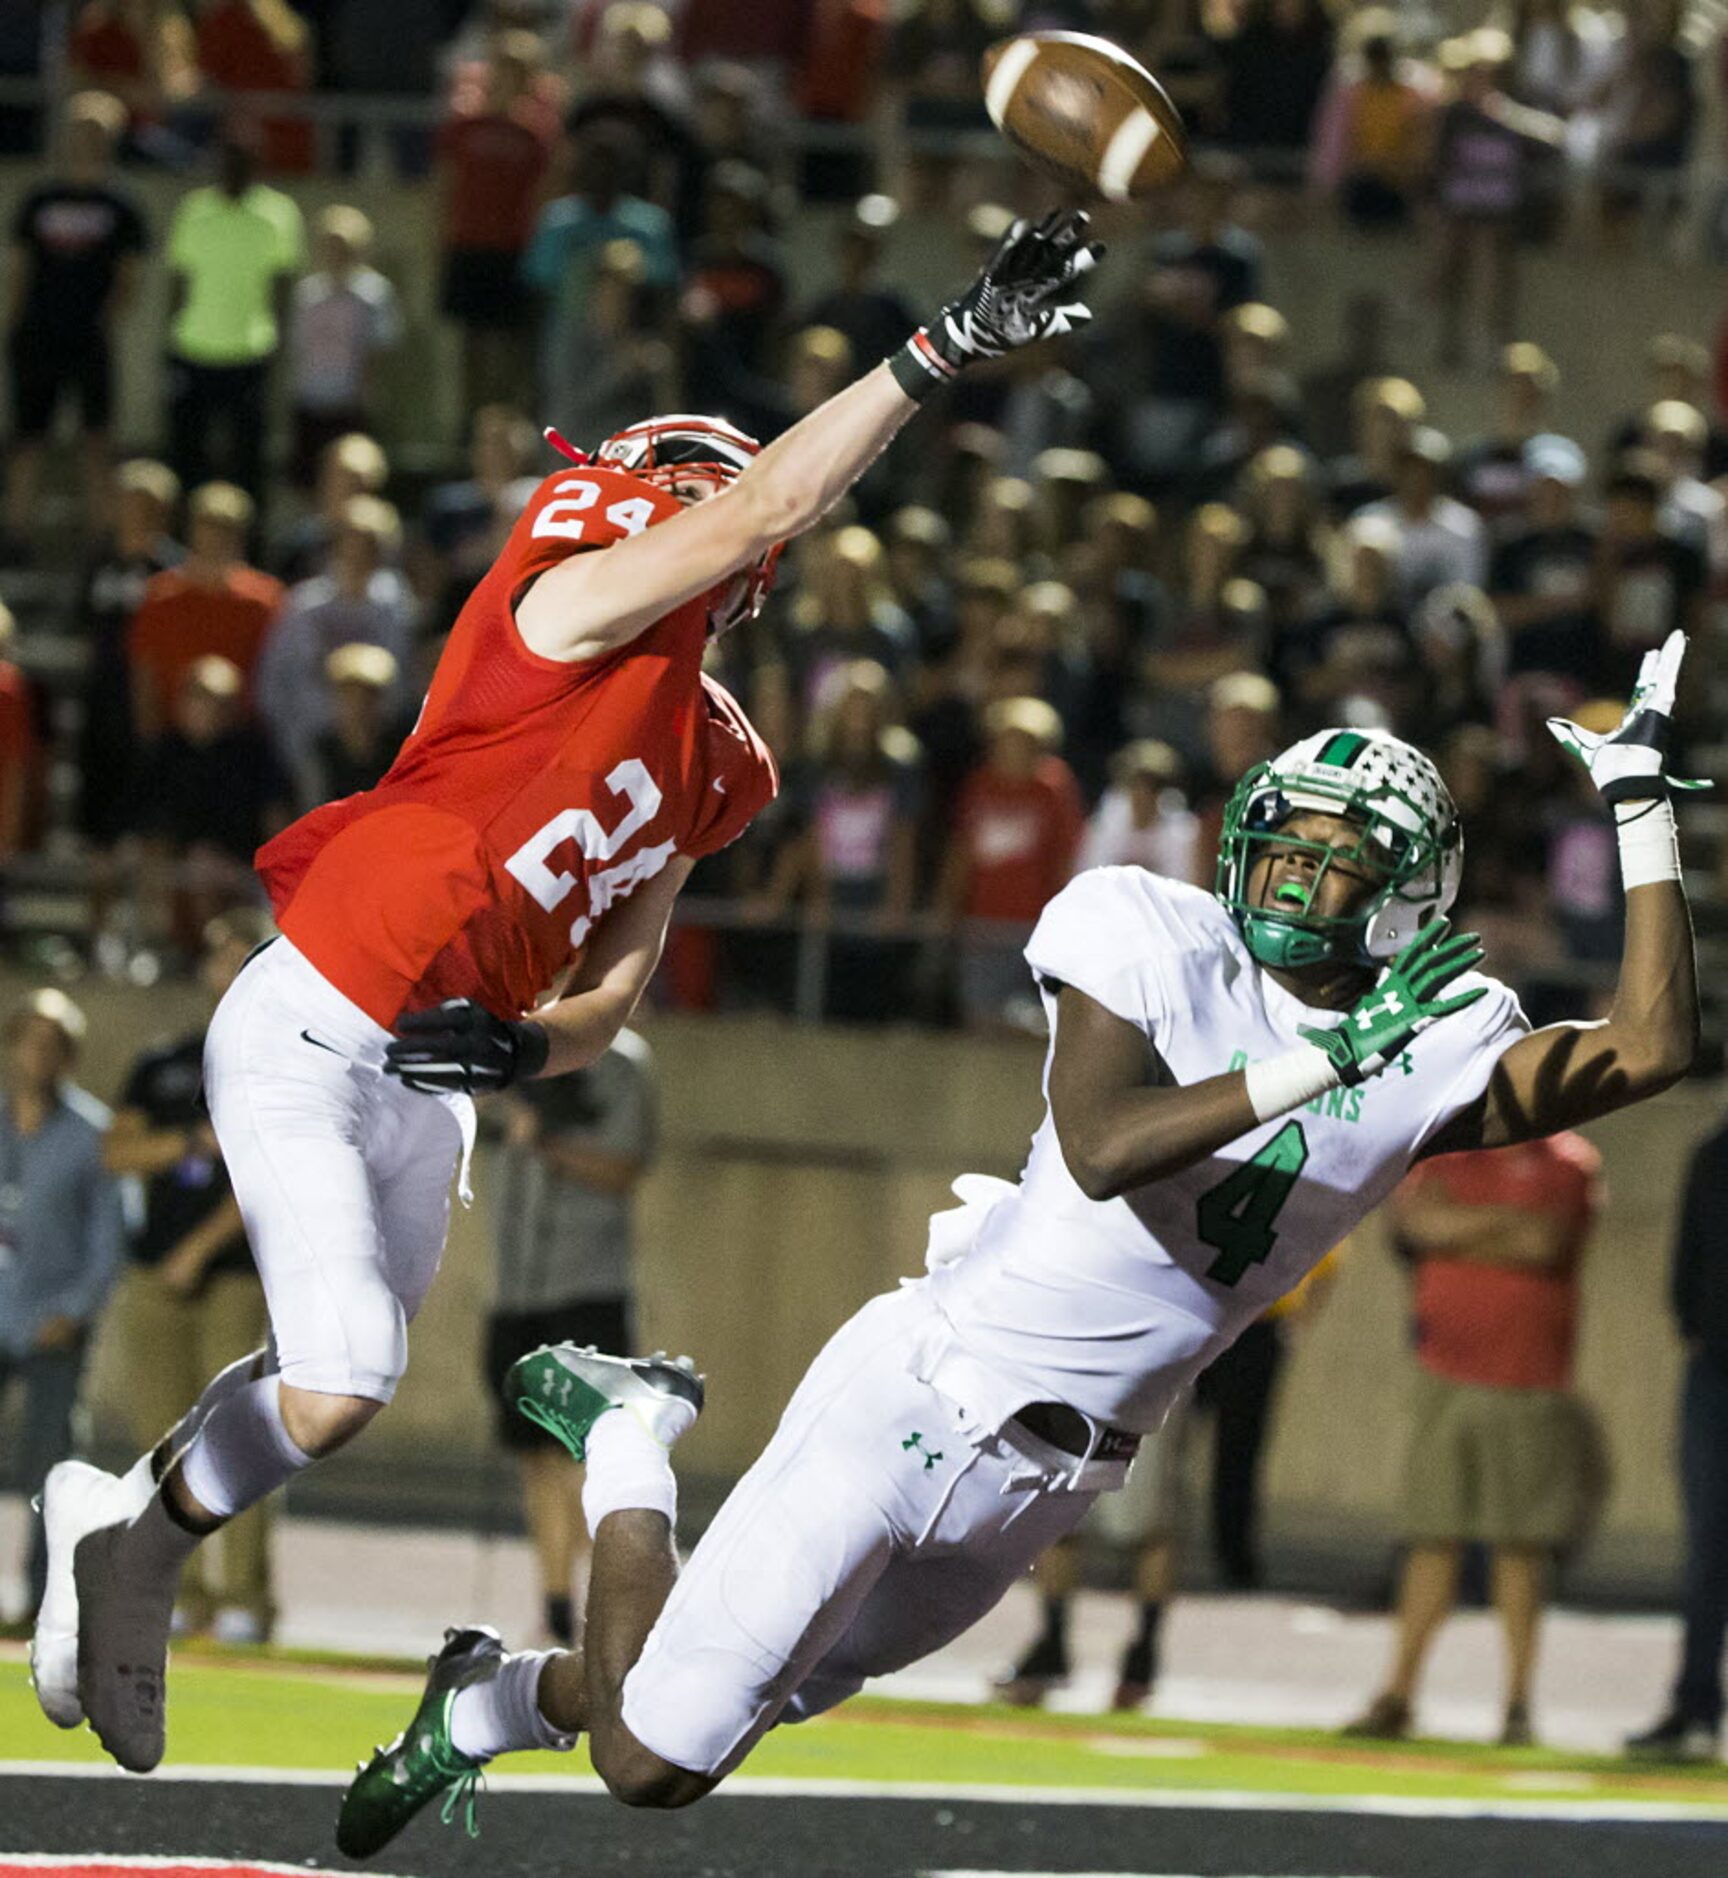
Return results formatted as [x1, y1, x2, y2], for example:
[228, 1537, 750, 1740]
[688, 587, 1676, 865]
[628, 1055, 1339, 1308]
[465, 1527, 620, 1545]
[3, 1762, 1728, 1823]
[0, 1858, 412, 1877]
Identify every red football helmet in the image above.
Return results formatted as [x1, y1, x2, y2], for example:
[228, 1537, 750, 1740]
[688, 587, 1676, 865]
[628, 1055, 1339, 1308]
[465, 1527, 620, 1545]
[555, 413, 783, 637]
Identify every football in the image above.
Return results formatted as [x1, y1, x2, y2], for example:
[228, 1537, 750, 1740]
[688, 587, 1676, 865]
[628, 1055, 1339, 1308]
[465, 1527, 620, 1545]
[981, 31, 1189, 202]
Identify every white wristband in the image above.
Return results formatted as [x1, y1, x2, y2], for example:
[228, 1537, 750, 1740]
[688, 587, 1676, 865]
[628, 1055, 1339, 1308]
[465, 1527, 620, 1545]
[1244, 1041, 1343, 1124]
[1615, 798, 1682, 891]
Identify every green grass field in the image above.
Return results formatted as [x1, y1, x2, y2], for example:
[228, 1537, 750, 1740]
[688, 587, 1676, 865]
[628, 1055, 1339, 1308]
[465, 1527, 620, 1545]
[6, 1648, 1728, 1810]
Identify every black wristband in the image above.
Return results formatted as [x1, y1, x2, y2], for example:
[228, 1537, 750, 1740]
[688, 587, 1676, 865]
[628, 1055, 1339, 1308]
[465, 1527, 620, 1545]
[513, 1020, 551, 1081]
[888, 329, 956, 402]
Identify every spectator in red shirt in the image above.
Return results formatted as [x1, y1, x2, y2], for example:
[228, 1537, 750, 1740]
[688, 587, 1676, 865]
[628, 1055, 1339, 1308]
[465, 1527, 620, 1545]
[0, 600, 43, 863]
[436, 31, 555, 420]
[127, 480, 283, 739]
[940, 696, 1083, 1030]
[1345, 1132, 1604, 1747]
[69, 1, 200, 155]
[191, 0, 314, 175]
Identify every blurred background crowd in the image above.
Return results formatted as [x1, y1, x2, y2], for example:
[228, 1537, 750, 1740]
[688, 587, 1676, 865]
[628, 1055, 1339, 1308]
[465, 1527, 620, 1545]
[0, 0, 1727, 1035]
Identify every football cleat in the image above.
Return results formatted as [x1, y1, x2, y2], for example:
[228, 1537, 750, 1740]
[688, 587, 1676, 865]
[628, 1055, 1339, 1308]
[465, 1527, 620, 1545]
[507, 1345, 704, 1462]
[74, 1520, 176, 1772]
[31, 1460, 144, 1729]
[336, 1626, 503, 1859]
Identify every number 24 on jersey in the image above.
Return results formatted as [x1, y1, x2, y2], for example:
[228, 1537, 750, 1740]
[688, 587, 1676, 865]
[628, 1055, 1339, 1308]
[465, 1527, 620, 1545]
[532, 478, 658, 544]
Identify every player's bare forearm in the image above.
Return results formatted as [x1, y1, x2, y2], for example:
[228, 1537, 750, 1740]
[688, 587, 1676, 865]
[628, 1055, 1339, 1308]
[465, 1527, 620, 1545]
[738, 361, 916, 542]
[1048, 985, 1263, 1199]
[518, 366, 916, 661]
[1442, 879, 1698, 1151]
[532, 856, 694, 1076]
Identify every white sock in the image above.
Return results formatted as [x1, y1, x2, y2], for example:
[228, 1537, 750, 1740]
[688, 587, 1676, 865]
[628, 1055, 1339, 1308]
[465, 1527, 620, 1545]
[448, 1650, 575, 1760]
[581, 1408, 678, 1537]
[178, 1376, 313, 1521]
[119, 1450, 158, 1516]
[171, 1349, 268, 1450]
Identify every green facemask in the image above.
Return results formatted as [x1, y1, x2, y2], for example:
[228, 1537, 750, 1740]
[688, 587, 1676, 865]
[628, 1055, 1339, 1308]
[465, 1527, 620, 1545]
[1239, 910, 1339, 969]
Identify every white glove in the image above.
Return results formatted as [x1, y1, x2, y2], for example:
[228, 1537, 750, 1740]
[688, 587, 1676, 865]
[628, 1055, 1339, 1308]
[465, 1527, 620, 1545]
[1546, 630, 1711, 805]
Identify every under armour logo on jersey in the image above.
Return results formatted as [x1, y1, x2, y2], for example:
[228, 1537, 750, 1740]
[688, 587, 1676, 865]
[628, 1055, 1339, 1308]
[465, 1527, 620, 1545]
[902, 1432, 943, 1471]
[1354, 992, 1406, 1029]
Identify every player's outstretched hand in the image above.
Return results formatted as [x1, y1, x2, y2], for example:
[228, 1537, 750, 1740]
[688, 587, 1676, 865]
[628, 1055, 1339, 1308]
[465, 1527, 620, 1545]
[385, 999, 550, 1096]
[890, 209, 1104, 400]
[1298, 919, 1486, 1088]
[1547, 629, 1711, 805]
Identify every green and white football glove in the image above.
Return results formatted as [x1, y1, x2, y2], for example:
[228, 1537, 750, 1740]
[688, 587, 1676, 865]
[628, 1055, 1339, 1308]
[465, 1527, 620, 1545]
[1546, 629, 1710, 806]
[1299, 918, 1486, 1086]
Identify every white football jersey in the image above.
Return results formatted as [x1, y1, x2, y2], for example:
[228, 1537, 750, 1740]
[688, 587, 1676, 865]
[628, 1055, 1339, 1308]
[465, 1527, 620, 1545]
[914, 867, 1528, 1436]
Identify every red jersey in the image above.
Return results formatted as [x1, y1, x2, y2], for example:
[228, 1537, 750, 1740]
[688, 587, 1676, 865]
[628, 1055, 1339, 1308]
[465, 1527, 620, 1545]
[126, 565, 284, 723]
[1403, 1132, 1601, 1392]
[256, 465, 778, 1027]
[71, 11, 146, 86]
[437, 108, 554, 254]
[194, 2, 313, 174]
[954, 756, 1084, 921]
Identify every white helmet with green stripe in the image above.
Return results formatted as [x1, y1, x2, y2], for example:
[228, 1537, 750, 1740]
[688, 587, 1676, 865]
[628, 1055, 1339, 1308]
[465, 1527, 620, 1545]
[1215, 727, 1463, 969]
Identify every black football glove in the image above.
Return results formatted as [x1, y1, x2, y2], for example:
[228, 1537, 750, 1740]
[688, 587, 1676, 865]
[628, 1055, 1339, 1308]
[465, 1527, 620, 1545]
[384, 999, 550, 1096]
[889, 209, 1103, 401]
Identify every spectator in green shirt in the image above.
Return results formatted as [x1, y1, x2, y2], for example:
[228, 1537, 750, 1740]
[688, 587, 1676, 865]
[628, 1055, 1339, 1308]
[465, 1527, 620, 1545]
[164, 133, 305, 501]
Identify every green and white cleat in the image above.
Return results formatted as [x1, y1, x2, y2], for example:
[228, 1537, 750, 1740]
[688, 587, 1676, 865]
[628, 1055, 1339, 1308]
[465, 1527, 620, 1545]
[507, 1345, 704, 1461]
[335, 1626, 501, 1860]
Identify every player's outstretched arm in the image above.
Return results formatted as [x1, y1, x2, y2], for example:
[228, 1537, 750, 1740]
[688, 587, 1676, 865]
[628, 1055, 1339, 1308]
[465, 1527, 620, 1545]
[1049, 918, 1489, 1199]
[1425, 631, 1704, 1155]
[518, 211, 1102, 663]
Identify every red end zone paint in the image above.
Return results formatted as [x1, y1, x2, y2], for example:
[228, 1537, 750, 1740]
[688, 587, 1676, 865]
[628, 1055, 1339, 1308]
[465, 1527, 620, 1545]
[0, 1862, 400, 1878]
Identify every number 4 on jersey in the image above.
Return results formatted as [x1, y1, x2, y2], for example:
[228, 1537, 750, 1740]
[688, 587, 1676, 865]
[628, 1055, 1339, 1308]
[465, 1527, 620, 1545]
[1196, 1120, 1309, 1287]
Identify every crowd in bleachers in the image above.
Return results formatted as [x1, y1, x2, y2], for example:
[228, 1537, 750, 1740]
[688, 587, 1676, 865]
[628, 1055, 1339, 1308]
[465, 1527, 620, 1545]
[0, 1, 1723, 1027]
